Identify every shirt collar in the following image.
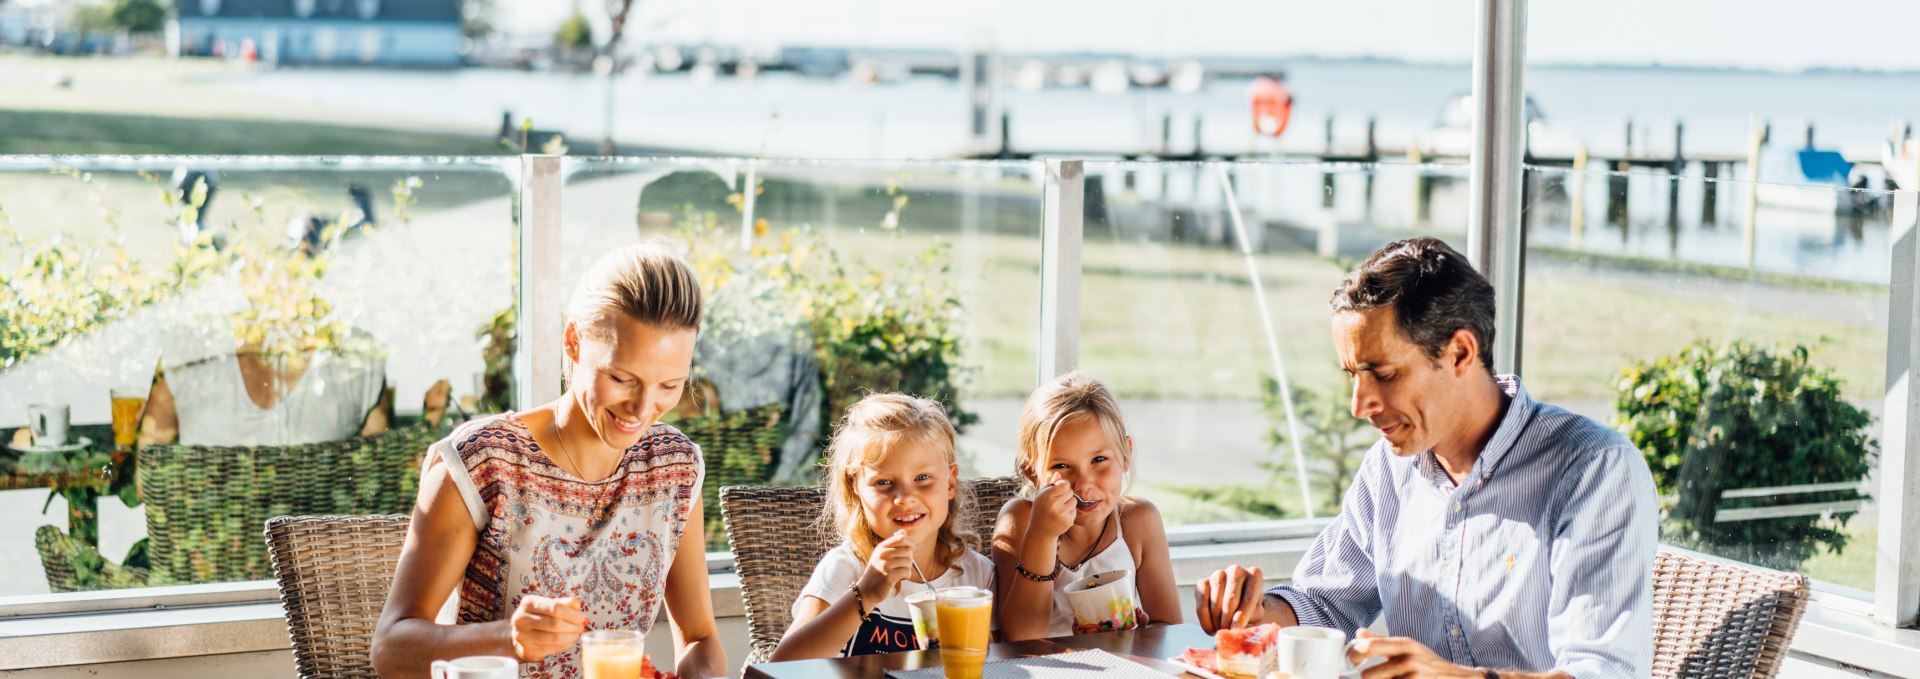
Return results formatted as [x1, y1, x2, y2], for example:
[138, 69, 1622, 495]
[1411, 374, 1535, 485]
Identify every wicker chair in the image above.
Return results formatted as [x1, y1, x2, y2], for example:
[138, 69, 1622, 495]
[663, 402, 788, 552]
[1651, 548, 1811, 679]
[266, 515, 410, 679]
[719, 475, 1022, 666]
[36, 423, 437, 591]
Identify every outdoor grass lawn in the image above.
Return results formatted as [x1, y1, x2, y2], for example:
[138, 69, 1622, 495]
[0, 109, 509, 156]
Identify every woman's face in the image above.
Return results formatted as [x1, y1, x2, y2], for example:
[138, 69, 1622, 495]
[1041, 416, 1130, 530]
[855, 439, 958, 549]
[565, 313, 697, 452]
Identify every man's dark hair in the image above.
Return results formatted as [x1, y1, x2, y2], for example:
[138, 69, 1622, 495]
[1329, 237, 1497, 373]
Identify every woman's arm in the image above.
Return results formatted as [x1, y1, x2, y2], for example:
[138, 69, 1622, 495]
[990, 498, 1059, 641]
[662, 497, 728, 679]
[1122, 497, 1182, 626]
[372, 450, 584, 678]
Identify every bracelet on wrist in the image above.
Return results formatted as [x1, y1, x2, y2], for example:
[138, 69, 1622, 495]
[1013, 561, 1057, 582]
[847, 582, 870, 622]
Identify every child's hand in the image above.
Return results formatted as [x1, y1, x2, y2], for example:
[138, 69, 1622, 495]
[857, 530, 916, 604]
[1027, 474, 1078, 541]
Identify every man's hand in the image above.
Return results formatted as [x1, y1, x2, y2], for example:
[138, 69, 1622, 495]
[1351, 629, 1484, 679]
[1193, 565, 1265, 633]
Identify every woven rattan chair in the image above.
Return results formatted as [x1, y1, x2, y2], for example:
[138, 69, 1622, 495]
[266, 514, 411, 679]
[720, 475, 1022, 665]
[1651, 548, 1811, 679]
[35, 423, 436, 592]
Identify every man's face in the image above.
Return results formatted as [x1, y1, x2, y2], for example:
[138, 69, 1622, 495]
[1332, 307, 1470, 457]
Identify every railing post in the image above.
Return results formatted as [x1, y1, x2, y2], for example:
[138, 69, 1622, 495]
[1877, 188, 1920, 629]
[1466, 0, 1528, 375]
[517, 154, 565, 410]
[1040, 159, 1084, 380]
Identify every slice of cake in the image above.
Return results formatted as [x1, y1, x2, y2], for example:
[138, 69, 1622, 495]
[1213, 623, 1279, 679]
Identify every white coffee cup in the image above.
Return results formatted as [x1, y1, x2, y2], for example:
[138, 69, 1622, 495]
[1275, 626, 1365, 679]
[1061, 569, 1142, 634]
[429, 656, 518, 679]
[28, 404, 69, 448]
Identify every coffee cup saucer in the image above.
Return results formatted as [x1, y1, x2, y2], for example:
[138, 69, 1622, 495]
[11, 435, 93, 454]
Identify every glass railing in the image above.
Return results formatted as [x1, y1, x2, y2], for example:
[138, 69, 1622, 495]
[0, 152, 1901, 611]
[1521, 163, 1895, 594]
[0, 156, 517, 597]
[557, 157, 1047, 549]
[1078, 160, 1470, 523]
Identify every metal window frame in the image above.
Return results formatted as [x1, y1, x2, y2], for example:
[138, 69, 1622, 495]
[1039, 158, 1084, 380]
[1878, 188, 1920, 629]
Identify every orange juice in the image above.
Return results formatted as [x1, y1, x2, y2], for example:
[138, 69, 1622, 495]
[580, 629, 643, 679]
[582, 645, 642, 679]
[933, 586, 992, 679]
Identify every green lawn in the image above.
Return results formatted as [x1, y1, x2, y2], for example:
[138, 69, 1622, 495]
[0, 109, 509, 156]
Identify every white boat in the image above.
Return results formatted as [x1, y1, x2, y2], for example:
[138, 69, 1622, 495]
[1167, 60, 1206, 94]
[1418, 93, 1581, 160]
[1089, 59, 1129, 94]
[1882, 137, 1917, 191]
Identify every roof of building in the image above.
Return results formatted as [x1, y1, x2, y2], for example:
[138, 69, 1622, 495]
[178, 0, 461, 23]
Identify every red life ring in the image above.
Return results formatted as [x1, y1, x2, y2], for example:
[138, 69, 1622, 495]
[1248, 76, 1293, 138]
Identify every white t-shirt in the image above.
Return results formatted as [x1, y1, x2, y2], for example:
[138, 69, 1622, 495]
[798, 543, 995, 657]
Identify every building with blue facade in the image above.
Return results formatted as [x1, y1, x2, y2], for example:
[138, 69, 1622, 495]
[168, 0, 463, 67]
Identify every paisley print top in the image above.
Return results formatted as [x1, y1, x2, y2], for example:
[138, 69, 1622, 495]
[438, 411, 704, 679]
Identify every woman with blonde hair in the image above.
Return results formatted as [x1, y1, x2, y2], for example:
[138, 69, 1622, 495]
[771, 392, 993, 660]
[373, 241, 726, 679]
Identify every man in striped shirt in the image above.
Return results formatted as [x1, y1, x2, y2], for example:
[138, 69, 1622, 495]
[1194, 238, 1657, 679]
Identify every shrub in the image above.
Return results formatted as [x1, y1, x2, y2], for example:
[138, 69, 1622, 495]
[1615, 340, 1876, 571]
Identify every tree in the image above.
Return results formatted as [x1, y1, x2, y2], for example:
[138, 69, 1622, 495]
[1261, 372, 1369, 517]
[1615, 340, 1876, 571]
[109, 0, 166, 34]
[553, 12, 593, 52]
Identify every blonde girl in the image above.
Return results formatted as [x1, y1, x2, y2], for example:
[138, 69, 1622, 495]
[991, 371, 1180, 640]
[373, 241, 726, 679]
[773, 393, 995, 659]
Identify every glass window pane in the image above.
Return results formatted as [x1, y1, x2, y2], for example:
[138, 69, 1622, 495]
[559, 158, 1044, 550]
[1521, 164, 1892, 593]
[1078, 160, 1469, 524]
[0, 157, 516, 596]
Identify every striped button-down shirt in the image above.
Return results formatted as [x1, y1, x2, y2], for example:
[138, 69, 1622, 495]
[1270, 375, 1657, 678]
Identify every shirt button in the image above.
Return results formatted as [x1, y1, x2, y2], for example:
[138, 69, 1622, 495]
[1453, 501, 1464, 513]
[1482, 471, 1492, 480]
[1450, 627, 1461, 638]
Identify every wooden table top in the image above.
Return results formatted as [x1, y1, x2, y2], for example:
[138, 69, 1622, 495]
[742, 623, 1215, 679]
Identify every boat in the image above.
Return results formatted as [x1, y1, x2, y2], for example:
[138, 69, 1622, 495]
[1418, 92, 1581, 160]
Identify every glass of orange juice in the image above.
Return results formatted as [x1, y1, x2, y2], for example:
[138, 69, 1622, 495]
[109, 387, 146, 448]
[581, 629, 643, 679]
[934, 586, 992, 679]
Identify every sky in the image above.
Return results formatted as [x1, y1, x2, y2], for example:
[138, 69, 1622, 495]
[494, 0, 1920, 73]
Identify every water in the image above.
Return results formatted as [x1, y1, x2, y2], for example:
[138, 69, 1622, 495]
[221, 60, 1920, 161]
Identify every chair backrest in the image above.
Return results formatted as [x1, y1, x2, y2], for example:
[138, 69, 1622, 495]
[142, 424, 434, 584]
[1651, 548, 1811, 679]
[266, 514, 411, 679]
[720, 476, 1022, 665]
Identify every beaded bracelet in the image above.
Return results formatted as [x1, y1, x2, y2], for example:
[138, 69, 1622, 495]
[1014, 561, 1057, 582]
[847, 582, 871, 621]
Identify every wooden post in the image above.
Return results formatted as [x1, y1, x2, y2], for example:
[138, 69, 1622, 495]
[1671, 120, 1686, 174]
[1745, 116, 1764, 270]
[1806, 122, 1816, 149]
[1625, 118, 1634, 159]
[1409, 145, 1428, 226]
[1325, 114, 1336, 157]
[1193, 116, 1205, 158]
[1365, 116, 1378, 162]
[1161, 112, 1173, 156]
[999, 111, 1012, 159]
[1702, 161, 1720, 224]
[1571, 144, 1588, 249]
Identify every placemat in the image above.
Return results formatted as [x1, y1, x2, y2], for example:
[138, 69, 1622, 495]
[885, 649, 1172, 679]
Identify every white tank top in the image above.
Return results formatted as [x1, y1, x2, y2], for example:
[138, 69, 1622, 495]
[168, 349, 384, 446]
[1046, 503, 1144, 637]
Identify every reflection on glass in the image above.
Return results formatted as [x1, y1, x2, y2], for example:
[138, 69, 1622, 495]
[0, 158, 515, 596]
[1521, 164, 1891, 591]
[558, 158, 1046, 549]
[1078, 161, 1469, 524]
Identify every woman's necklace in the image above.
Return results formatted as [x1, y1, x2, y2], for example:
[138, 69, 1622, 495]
[548, 413, 587, 480]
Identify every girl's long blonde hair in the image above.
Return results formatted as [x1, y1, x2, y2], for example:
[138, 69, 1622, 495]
[821, 393, 977, 569]
[1013, 371, 1133, 497]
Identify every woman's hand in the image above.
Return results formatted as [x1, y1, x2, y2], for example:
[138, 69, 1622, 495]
[508, 595, 587, 662]
[857, 531, 916, 604]
[1025, 474, 1078, 542]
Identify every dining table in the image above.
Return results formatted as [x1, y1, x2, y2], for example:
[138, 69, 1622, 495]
[741, 623, 1217, 679]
